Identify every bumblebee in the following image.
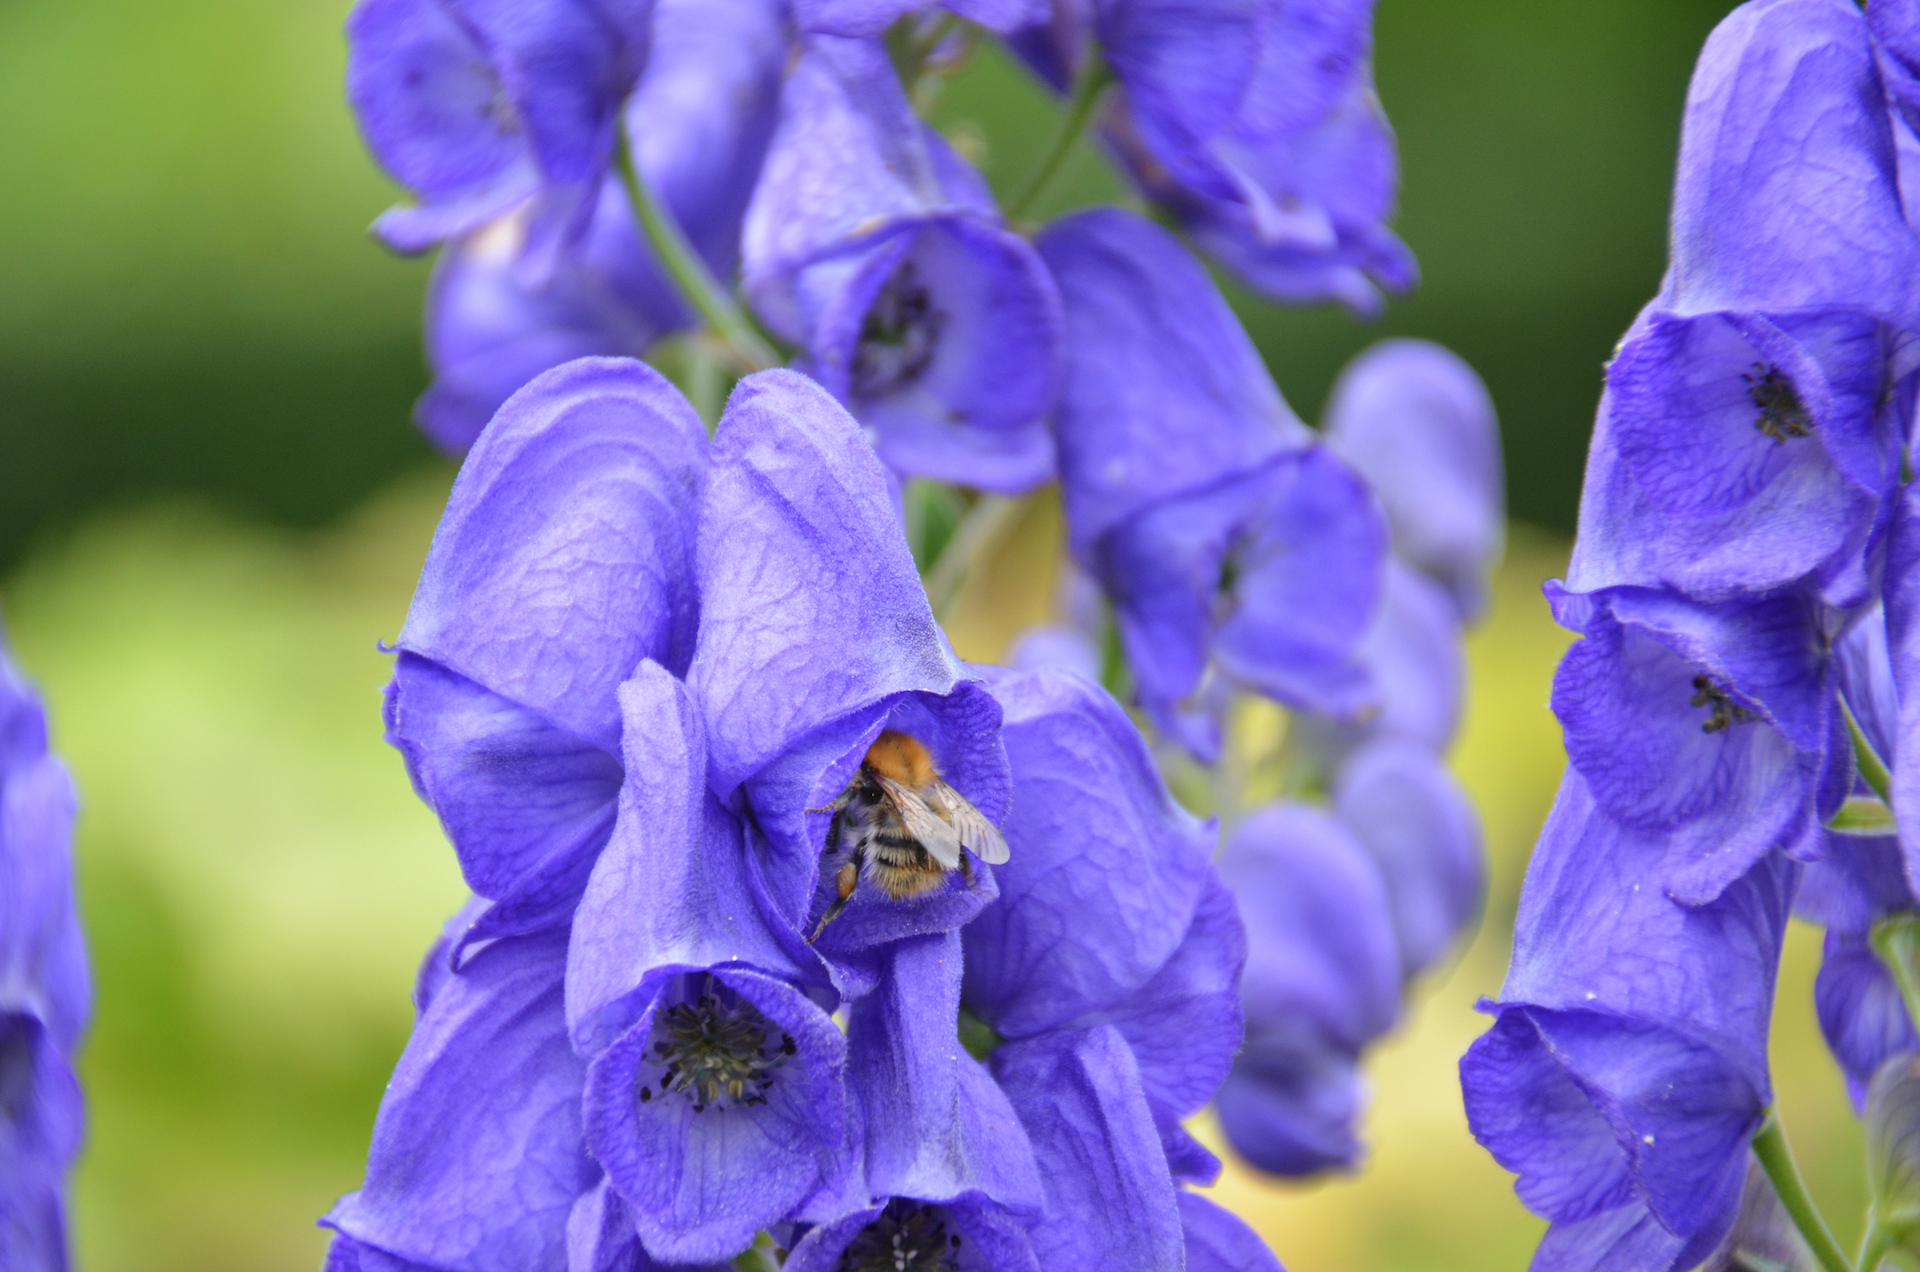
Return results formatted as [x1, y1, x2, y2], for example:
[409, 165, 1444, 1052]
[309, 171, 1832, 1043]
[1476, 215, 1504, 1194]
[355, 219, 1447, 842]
[808, 730, 1009, 942]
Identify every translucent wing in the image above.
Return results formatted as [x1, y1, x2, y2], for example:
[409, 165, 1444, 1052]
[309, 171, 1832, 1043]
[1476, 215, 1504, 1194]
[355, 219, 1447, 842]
[875, 774, 963, 870]
[928, 780, 1010, 865]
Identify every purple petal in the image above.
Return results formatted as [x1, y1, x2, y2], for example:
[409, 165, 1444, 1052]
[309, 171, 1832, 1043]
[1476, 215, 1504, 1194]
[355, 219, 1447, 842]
[782, 1198, 1040, 1272]
[990, 1027, 1184, 1270]
[962, 668, 1213, 1036]
[1571, 309, 1888, 601]
[1219, 804, 1400, 1052]
[1332, 739, 1485, 979]
[1038, 207, 1309, 556]
[846, 932, 1043, 1211]
[1215, 1027, 1366, 1176]
[385, 654, 621, 928]
[399, 357, 707, 754]
[793, 217, 1061, 494]
[1497, 772, 1794, 1076]
[1322, 339, 1504, 621]
[1177, 1191, 1285, 1272]
[565, 663, 798, 1051]
[1814, 929, 1918, 1111]
[583, 969, 849, 1264]
[1886, 485, 1920, 888]
[323, 931, 594, 1272]
[1667, 0, 1920, 327]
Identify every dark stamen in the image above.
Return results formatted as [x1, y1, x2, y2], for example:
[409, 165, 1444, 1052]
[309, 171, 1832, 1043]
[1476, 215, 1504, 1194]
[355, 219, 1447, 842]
[1691, 674, 1756, 734]
[836, 1201, 961, 1272]
[852, 262, 945, 400]
[1743, 364, 1814, 443]
[640, 992, 793, 1114]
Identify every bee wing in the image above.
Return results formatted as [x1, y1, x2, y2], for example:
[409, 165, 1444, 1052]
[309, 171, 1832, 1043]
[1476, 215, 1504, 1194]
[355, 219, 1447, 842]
[928, 780, 1010, 865]
[874, 774, 964, 870]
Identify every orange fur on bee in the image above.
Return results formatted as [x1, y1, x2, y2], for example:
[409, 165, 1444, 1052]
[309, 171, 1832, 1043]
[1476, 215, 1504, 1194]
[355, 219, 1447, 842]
[863, 729, 937, 789]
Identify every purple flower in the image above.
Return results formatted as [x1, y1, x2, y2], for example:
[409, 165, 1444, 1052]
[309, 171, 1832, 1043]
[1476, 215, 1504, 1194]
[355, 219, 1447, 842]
[1461, 772, 1796, 1272]
[0, 639, 88, 1272]
[1212, 804, 1400, 1176]
[1323, 339, 1505, 623]
[1567, 0, 1920, 607]
[1038, 205, 1388, 761]
[568, 664, 853, 1264]
[345, 0, 655, 258]
[685, 370, 1013, 983]
[323, 930, 594, 1272]
[1332, 738, 1484, 980]
[1547, 582, 1845, 905]
[415, 0, 790, 454]
[1814, 929, 1918, 1110]
[1092, 0, 1415, 313]
[957, 667, 1268, 1265]
[742, 38, 1062, 493]
[384, 358, 707, 948]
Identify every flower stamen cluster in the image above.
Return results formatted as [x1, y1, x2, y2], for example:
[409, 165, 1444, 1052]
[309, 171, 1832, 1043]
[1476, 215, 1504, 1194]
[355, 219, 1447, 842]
[1743, 363, 1815, 443]
[639, 992, 795, 1112]
[1691, 674, 1758, 734]
[835, 1200, 961, 1272]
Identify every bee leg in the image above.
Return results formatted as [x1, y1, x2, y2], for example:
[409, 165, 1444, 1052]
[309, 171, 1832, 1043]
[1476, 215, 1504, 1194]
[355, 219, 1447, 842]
[807, 858, 862, 944]
[959, 851, 973, 885]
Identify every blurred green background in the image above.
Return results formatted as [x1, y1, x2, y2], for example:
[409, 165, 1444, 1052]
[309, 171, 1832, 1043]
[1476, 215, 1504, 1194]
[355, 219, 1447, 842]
[0, 0, 1867, 1269]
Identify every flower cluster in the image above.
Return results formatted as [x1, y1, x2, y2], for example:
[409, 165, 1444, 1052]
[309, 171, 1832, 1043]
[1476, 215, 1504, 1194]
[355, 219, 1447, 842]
[345, 0, 1413, 457]
[1461, 1, 1920, 1265]
[0, 629, 90, 1271]
[321, 364, 1273, 1270]
[343, 0, 1504, 1236]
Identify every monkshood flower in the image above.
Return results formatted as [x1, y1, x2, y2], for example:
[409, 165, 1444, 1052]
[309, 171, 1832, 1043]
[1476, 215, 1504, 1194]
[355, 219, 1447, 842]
[345, 0, 655, 260]
[384, 358, 707, 949]
[1462, 771, 1798, 1272]
[1322, 339, 1504, 624]
[1568, 0, 1920, 609]
[742, 37, 1062, 493]
[1213, 803, 1400, 1176]
[0, 637, 88, 1272]
[416, 0, 789, 454]
[1546, 580, 1848, 905]
[958, 668, 1268, 1267]
[566, 664, 854, 1264]
[1039, 205, 1388, 762]
[1075, 0, 1415, 313]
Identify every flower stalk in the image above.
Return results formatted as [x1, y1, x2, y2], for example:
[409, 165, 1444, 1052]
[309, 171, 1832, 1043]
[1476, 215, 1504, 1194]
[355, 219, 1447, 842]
[1751, 1111, 1854, 1272]
[1007, 47, 1116, 223]
[617, 128, 780, 374]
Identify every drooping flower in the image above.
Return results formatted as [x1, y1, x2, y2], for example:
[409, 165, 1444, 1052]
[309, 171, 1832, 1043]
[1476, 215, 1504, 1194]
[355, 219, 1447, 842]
[1462, 771, 1797, 1271]
[345, 0, 656, 260]
[1038, 205, 1387, 761]
[1212, 803, 1400, 1176]
[384, 357, 707, 948]
[742, 37, 1062, 493]
[1322, 339, 1504, 623]
[1087, 0, 1416, 313]
[1547, 581, 1846, 905]
[415, 0, 790, 454]
[0, 635, 89, 1272]
[1567, 0, 1920, 608]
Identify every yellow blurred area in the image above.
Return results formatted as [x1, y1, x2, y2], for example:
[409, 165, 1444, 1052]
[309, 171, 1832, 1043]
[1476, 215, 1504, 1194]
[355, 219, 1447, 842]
[0, 483, 1874, 1271]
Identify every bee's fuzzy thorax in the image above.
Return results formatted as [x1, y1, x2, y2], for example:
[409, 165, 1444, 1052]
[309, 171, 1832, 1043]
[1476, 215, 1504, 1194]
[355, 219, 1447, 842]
[863, 729, 937, 788]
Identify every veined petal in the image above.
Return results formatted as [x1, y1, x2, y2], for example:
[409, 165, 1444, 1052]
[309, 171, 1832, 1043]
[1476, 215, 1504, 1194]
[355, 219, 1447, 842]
[399, 357, 707, 753]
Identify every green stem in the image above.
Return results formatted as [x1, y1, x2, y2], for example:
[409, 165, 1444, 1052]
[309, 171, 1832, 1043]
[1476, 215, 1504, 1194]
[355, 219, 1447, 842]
[1860, 1212, 1895, 1272]
[1874, 914, 1920, 1038]
[923, 494, 1028, 621]
[1847, 696, 1895, 807]
[1751, 1111, 1854, 1272]
[1005, 48, 1115, 223]
[730, 1233, 781, 1272]
[617, 130, 779, 373]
